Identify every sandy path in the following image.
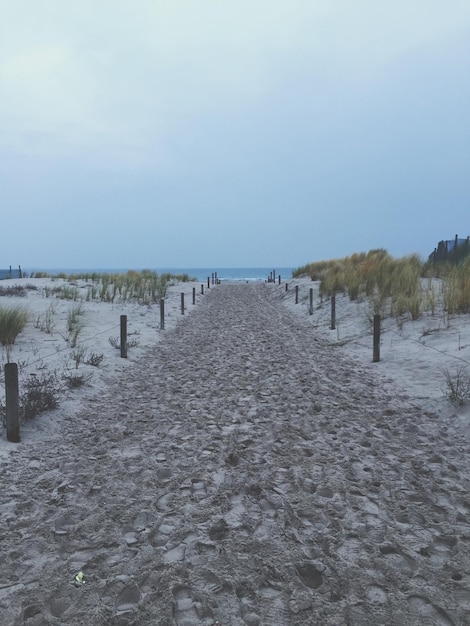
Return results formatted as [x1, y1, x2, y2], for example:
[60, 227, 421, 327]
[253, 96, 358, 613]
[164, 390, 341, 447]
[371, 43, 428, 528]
[1, 283, 468, 625]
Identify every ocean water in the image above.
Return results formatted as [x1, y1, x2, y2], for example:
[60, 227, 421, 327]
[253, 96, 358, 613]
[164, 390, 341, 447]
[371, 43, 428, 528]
[25, 267, 295, 282]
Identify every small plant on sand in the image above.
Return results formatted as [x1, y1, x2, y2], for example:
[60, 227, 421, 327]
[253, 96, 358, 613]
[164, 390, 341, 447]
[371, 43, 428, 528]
[36, 302, 57, 334]
[0, 372, 61, 425]
[63, 371, 93, 389]
[70, 345, 86, 369]
[0, 305, 29, 361]
[85, 352, 104, 367]
[441, 366, 470, 406]
[66, 304, 85, 347]
[109, 335, 140, 350]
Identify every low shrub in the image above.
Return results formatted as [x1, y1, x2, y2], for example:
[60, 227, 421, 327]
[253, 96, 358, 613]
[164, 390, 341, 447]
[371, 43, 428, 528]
[442, 366, 470, 406]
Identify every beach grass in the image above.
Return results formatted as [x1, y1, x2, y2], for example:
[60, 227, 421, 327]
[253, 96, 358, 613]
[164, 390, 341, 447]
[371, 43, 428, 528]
[294, 249, 470, 321]
[0, 305, 29, 360]
[30, 270, 194, 305]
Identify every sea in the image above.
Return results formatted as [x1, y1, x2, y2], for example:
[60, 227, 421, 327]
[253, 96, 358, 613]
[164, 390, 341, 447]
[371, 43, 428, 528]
[24, 267, 296, 283]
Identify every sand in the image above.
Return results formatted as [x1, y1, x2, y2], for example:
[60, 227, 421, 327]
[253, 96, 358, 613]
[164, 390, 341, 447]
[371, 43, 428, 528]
[0, 277, 469, 625]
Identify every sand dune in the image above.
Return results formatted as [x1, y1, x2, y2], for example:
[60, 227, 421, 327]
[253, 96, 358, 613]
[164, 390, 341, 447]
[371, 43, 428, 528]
[0, 278, 469, 625]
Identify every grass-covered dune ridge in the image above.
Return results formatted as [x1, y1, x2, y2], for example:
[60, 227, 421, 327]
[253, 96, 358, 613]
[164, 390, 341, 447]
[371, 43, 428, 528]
[294, 249, 470, 319]
[28, 270, 194, 305]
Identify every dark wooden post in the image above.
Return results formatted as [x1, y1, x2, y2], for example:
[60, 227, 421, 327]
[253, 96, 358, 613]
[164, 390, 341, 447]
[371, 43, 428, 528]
[295, 285, 299, 304]
[278, 275, 281, 285]
[285, 283, 288, 291]
[211, 272, 215, 285]
[181, 292, 185, 315]
[330, 295, 336, 330]
[273, 270, 276, 283]
[215, 272, 218, 284]
[5, 363, 20, 443]
[160, 298, 165, 330]
[201, 284, 204, 295]
[373, 314, 381, 362]
[192, 287, 196, 305]
[120, 315, 127, 358]
[207, 277, 210, 289]
[309, 288, 313, 315]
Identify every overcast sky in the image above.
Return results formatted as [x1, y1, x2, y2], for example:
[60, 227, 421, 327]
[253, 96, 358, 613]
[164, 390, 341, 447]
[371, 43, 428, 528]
[1, 1, 469, 270]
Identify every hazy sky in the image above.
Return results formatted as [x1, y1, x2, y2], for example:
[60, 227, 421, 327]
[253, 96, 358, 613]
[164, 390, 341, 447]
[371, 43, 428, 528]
[1, 1, 469, 269]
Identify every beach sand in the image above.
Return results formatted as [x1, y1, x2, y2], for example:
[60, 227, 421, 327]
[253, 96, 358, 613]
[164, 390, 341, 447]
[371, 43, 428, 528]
[0, 277, 469, 625]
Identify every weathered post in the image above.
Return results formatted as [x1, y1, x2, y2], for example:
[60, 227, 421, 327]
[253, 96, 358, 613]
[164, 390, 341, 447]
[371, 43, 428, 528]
[215, 272, 218, 284]
[273, 270, 276, 283]
[192, 287, 196, 305]
[373, 314, 381, 362]
[181, 292, 185, 315]
[278, 275, 281, 285]
[201, 284, 204, 295]
[295, 285, 299, 304]
[120, 315, 127, 358]
[160, 298, 165, 330]
[285, 283, 288, 291]
[330, 295, 336, 330]
[309, 288, 313, 315]
[212, 272, 215, 285]
[207, 277, 210, 289]
[5, 363, 20, 443]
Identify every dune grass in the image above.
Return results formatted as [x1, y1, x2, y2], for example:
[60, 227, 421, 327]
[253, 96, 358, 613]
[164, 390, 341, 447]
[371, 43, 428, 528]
[293, 248, 470, 322]
[33, 270, 193, 305]
[0, 305, 29, 361]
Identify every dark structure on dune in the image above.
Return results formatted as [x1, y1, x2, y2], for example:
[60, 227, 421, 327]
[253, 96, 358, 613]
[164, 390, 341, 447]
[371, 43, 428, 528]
[429, 234, 470, 265]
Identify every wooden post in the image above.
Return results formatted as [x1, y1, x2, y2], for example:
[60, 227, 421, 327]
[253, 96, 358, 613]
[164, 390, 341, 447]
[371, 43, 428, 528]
[5, 363, 20, 443]
[120, 315, 127, 358]
[373, 314, 381, 362]
[285, 283, 288, 291]
[330, 295, 336, 330]
[295, 285, 299, 304]
[309, 288, 313, 315]
[215, 272, 218, 284]
[192, 287, 196, 305]
[181, 292, 185, 315]
[207, 277, 210, 289]
[160, 298, 165, 330]
[211, 272, 215, 285]
[273, 270, 276, 283]
[278, 275, 281, 285]
[201, 284, 204, 295]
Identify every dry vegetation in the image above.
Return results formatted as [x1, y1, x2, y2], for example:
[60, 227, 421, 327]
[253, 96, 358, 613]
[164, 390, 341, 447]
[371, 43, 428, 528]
[293, 249, 470, 321]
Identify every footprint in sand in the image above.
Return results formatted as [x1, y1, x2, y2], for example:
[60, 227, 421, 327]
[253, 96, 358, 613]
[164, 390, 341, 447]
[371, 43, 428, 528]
[295, 562, 324, 589]
[47, 596, 74, 619]
[115, 583, 141, 614]
[407, 595, 455, 625]
[172, 585, 199, 625]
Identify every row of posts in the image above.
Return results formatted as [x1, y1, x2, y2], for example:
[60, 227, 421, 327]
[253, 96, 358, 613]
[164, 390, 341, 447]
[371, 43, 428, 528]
[287, 285, 381, 363]
[3, 275, 382, 443]
[4, 273, 222, 443]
